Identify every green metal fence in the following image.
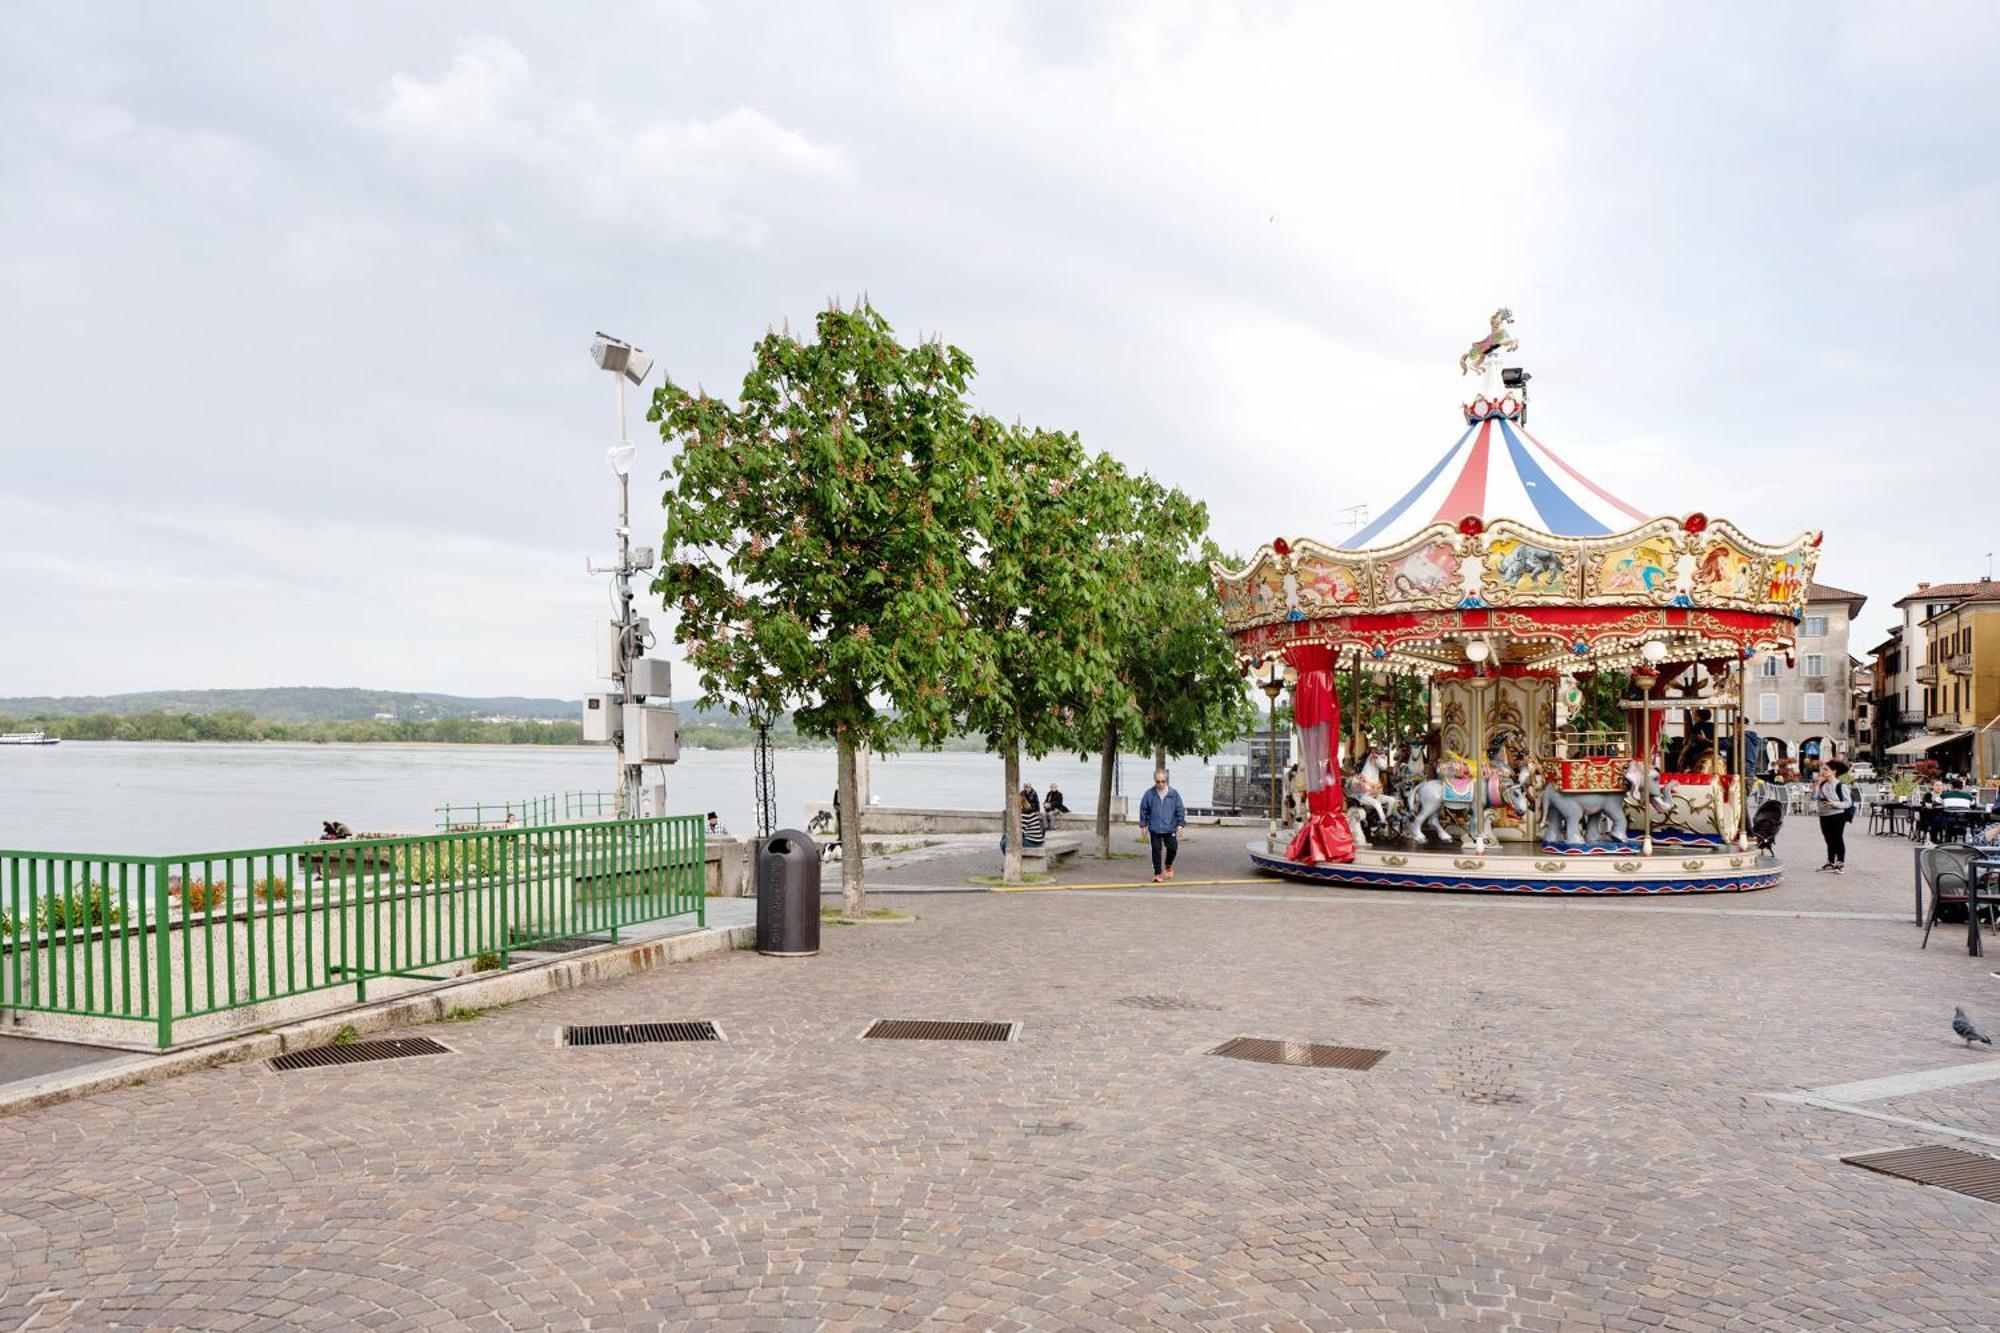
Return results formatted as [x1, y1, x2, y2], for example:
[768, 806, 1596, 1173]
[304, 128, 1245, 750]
[0, 815, 705, 1048]
[434, 790, 620, 831]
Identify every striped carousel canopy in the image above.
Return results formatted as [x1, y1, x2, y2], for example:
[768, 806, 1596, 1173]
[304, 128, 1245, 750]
[1340, 413, 1648, 551]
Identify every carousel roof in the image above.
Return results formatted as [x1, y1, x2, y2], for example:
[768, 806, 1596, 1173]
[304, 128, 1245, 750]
[1342, 415, 1648, 550]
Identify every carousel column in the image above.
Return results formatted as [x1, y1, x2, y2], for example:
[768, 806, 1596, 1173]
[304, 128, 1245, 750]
[1465, 638, 1492, 851]
[1734, 657, 1750, 850]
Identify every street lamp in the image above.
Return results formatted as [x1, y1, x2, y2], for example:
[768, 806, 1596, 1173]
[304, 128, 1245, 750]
[1258, 658, 1287, 822]
[591, 332, 657, 818]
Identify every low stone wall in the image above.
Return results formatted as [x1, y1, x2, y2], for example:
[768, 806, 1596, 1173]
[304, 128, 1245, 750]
[705, 838, 751, 898]
[800, 802, 1134, 835]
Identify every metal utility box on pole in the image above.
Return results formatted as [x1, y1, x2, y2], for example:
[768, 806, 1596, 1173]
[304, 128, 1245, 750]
[586, 332, 677, 819]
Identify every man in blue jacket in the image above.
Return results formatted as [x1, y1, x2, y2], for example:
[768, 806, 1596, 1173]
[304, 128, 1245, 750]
[1138, 768, 1187, 883]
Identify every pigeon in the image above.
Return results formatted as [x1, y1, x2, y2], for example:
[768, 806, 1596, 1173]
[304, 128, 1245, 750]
[1954, 1006, 1992, 1047]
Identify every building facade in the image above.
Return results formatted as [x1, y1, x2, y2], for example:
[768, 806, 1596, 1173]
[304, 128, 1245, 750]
[1745, 582, 1866, 771]
[1907, 584, 2000, 783]
[1882, 580, 1991, 753]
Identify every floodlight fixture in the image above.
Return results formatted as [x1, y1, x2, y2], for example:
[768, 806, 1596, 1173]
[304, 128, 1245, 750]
[591, 332, 655, 386]
[606, 443, 637, 476]
[1500, 367, 1531, 390]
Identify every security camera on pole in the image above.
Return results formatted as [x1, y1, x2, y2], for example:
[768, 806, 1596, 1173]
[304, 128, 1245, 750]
[581, 333, 679, 819]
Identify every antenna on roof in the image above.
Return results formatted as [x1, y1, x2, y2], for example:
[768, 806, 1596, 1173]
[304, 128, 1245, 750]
[1336, 504, 1370, 540]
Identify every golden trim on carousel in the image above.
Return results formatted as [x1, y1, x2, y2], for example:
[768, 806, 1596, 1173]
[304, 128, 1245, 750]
[1222, 310, 1819, 896]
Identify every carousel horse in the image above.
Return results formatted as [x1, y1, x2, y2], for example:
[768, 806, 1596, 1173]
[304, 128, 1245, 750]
[1344, 747, 1395, 837]
[1406, 759, 1531, 845]
[1459, 307, 1519, 376]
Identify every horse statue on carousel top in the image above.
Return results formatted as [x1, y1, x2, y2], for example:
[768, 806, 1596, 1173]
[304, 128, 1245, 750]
[1459, 307, 1519, 377]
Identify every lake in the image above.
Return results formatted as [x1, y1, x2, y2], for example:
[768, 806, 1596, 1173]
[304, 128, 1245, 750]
[0, 742, 1229, 854]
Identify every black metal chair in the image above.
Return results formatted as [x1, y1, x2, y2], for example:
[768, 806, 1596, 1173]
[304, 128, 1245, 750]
[1921, 845, 1986, 949]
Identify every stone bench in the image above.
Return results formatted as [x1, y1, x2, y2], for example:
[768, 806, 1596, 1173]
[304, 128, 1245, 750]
[1021, 835, 1082, 874]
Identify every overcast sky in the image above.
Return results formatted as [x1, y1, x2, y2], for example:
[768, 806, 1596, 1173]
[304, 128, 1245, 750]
[4, 2, 1996, 699]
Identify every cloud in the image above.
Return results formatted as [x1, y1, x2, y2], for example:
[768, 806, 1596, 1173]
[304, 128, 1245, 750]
[1841, 177, 2000, 282]
[362, 35, 851, 243]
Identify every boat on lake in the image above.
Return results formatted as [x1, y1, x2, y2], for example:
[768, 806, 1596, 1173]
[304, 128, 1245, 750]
[0, 731, 58, 746]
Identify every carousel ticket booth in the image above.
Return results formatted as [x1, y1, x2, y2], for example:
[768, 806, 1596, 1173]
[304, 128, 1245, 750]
[1214, 312, 1820, 895]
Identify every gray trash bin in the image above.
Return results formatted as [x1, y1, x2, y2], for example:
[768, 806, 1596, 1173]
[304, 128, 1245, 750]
[756, 829, 821, 957]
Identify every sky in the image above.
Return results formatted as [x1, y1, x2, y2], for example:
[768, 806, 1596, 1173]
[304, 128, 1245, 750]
[3, 1, 1997, 699]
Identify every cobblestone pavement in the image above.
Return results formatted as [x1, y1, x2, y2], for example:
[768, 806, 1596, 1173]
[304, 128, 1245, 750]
[6, 821, 2000, 1329]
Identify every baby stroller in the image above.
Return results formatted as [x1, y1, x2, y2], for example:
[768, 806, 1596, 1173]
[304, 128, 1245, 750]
[1750, 799, 1785, 861]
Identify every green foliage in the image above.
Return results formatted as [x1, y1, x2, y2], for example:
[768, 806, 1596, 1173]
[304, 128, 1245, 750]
[1091, 475, 1252, 762]
[471, 953, 505, 973]
[36, 885, 123, 931]
[651, 302, 989, 753]
[1352, 672, 1429, 750]
[954, 423, 1127, 760]
[331, 1024, 360, 1045]
[389, 842, 500, 886]
[0, 687, 577, 723]
[1571, 671, 1635, 735]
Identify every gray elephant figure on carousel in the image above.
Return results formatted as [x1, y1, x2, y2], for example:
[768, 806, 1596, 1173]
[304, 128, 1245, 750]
[1537, 762, 1676, 845]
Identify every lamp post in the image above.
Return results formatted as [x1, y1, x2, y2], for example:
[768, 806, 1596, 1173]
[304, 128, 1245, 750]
[1258, 658, 1286, 822]
[590, 332, 656, 818]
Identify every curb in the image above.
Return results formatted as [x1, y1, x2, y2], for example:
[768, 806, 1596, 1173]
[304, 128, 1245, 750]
[0, 922, 755, 1119]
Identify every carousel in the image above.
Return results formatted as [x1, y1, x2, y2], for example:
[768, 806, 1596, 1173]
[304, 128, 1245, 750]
[1215, 310, 1819, 895]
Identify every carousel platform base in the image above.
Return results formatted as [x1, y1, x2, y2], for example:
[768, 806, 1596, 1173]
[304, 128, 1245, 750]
[1247, 840, 1782, 895]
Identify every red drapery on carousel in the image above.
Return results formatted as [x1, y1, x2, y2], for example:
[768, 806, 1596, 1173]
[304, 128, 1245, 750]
[1282, 643, 1356, 865]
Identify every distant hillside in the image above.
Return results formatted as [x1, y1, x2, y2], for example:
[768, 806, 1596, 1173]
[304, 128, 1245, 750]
[0, 687, 765, 728]
[0, 687, 583, 723]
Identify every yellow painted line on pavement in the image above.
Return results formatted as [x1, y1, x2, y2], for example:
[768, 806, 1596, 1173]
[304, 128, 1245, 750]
[992, 877, 1274, 893]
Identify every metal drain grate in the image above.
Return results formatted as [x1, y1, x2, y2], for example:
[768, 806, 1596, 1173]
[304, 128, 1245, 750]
[563, 1021, 722, 1046]
[863, 1019, 1016, 1042]
[269, 1037, 451, 1072]
[1118, 995, 1220, 1012]
[1843, 1145, 2000, 1204]
[1211, 1036, 1387, 1070]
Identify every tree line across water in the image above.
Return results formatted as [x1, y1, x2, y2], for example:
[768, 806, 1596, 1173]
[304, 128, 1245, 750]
[2, 711, 591, 745]
[650, 301, 1252, 906]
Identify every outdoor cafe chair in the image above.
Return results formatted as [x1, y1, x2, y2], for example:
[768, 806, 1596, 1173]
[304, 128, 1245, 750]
[1921, 844, 1988, 950]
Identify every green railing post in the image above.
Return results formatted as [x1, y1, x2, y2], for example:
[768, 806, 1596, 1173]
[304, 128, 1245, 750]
[153, 859, 173, 1049]
[352, 852, 368, 1003]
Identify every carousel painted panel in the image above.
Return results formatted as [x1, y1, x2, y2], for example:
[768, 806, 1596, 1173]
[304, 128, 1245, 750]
[1372, 539, 1461, 607]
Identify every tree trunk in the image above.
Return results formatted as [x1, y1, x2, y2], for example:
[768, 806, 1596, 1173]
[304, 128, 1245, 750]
[1095, 722, 1118, 859]
[837, 731, 865, 917]
[1002, 741, 1023, 886]
[1152, 741, 1167, 774]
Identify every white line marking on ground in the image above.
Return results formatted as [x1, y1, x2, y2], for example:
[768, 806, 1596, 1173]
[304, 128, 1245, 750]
[1762, 1093, 2000, 1151]
[1809, 1060, 2000, 1104]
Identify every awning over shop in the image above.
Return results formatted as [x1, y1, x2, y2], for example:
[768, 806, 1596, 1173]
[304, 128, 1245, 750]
[1885, 731, 1973, 756]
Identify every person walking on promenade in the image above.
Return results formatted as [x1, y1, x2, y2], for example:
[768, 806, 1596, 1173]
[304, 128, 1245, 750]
[1139, 768, 1187, 883]
[1814, 759, 1853, 873]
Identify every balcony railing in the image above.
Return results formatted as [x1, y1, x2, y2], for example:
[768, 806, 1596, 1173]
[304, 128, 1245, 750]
[1949, 654, 1974, 677]
[1916, 663, 1939, 684]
